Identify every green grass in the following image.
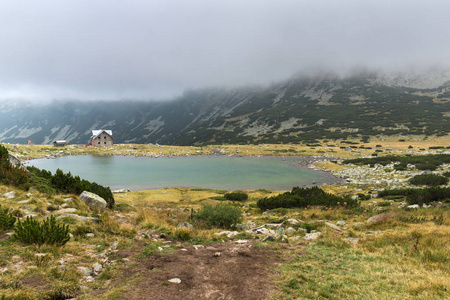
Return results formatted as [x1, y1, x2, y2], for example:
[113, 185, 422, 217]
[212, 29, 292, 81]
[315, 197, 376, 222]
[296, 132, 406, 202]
[273, 236, 450, 299]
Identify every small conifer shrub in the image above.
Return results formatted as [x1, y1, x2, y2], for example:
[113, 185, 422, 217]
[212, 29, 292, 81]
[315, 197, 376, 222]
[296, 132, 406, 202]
[224, 191, 248, 201]
[14, 216, 70, 246]
[0, 205, 16, 231]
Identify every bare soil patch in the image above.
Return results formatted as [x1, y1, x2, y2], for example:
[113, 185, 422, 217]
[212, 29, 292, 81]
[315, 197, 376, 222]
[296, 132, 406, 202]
[91, 240, 283, 300]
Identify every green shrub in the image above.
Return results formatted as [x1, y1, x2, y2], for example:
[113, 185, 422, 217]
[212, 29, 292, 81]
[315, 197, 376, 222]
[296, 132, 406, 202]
[191, 203, 242, 229]
[224, 191, 248, 201]
[0, 145, 29, 189]
[28, 167, 115, 208]
[14, 216, 70, 246]
[409, 174, 449, 186]
[443, 172, 450, 178]
[379, 187, 450, 205]
[257, 186, 359, 211]
[0, 205, 16, 231]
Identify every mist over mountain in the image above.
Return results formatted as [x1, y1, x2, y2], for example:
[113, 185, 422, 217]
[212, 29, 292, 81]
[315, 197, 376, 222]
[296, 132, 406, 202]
[1, 70, 449, 145]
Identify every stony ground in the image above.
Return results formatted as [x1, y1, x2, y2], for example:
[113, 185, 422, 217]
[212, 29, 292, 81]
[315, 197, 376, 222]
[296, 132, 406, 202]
[89, 240, 283, 300]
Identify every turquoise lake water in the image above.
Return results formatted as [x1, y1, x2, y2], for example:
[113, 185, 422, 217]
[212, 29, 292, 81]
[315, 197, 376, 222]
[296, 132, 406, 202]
[27, 155, 339, 191]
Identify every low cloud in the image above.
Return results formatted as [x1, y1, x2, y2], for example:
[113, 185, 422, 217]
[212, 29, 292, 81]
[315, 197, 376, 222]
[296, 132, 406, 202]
[1, 0, 449, 101]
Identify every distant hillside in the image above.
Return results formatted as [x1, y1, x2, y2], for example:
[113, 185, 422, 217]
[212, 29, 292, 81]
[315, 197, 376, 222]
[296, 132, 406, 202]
[1, 71, 449, 145]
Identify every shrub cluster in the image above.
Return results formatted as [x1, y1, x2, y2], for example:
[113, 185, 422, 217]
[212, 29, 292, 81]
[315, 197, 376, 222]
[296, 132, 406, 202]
[379, 187, 450, 205]
[14, 215, 70, 246]
[257, 186, 359, 211]
[343, 154, 450, 171]
[28, 167, 114, 208]
[409, 174, 449, 186]
[224, 191, 248, 201]
[190, 203, 242, 229]
[0, 145, 29, 189]
[0, 205, 16, 231]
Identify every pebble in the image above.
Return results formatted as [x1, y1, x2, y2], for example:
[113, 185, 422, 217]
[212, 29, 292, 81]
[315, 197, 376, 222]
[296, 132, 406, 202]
[168, 278, 181, 284]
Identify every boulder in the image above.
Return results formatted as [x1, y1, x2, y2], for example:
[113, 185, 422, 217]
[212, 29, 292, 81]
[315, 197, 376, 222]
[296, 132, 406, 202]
[336, 221, 346, 226]
[79, 191, 107, 212]
[3, 191, 15, 199]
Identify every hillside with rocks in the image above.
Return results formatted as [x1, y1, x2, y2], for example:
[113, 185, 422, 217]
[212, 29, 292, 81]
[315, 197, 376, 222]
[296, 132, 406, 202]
[1, 70, 449, 145]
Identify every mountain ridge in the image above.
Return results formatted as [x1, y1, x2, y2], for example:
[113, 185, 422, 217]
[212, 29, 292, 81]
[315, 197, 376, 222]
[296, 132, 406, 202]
[1, 71, 449, 145]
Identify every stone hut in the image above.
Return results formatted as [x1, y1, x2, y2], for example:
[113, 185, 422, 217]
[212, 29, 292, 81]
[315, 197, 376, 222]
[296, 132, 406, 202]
[90, 130, 114, 147]
[53, 140, 67, 147]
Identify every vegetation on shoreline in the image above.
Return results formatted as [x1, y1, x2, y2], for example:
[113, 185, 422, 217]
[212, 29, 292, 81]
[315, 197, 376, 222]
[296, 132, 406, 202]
[257, 186, 359, 210]
[343, 153, 450, 170]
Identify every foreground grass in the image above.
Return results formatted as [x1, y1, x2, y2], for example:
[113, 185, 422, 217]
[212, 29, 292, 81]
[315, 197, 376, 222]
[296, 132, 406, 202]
[272, 208, 450, 300]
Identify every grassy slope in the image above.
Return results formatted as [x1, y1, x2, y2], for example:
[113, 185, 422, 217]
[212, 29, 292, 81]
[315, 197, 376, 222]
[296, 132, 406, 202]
[0, 135, 449, 299]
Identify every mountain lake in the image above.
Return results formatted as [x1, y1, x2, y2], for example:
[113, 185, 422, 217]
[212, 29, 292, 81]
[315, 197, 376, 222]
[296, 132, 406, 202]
[27, 155, 340, 191]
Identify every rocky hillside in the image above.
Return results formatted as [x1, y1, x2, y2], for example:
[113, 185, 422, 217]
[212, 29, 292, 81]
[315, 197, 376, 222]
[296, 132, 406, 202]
[1, 71, 449, 145]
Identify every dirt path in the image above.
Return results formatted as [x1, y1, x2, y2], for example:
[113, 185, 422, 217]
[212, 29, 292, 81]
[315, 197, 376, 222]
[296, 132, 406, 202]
[91, 240, 283, 300]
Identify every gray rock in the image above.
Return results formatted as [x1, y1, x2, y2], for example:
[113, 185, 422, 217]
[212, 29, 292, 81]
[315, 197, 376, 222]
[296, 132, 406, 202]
[79, 191, 107, 212]
[236, 223, 250, 231]
[168, 278, 181, 284]
[63, 197, 73, 202]
[262, 211, 275, 217]
[56, 213, 100, 223]
[3, 191, 16, 199]
[53, 208, 77, 214]
[112, 189, 130, 193]
[176, 222, 193, 230]
[325, 222, 344, 232]
[93, 263, 103, 273]
[262, 235, 276, 242]
[85, 233, 95, 238]
[285, 227, 297, 236]
[304, 232, 321, 241]
[336, 221, 346, 226]
[366, 214, 384, 224]
[286, 219, 302, 225]
[111, 241, 119, 251]
[406, 204, 420, 210]
[77, 267, 93, 276]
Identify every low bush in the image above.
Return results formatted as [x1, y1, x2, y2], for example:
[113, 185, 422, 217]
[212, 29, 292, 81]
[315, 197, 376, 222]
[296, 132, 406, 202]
[191, 203, 242, 229]
[224, 191, 248, 201]
[14, 216, 70, 246]
[379, 187, 450, 205]
[409, 174, 449, 186]
[257, 186, 359, 211]
[0, 205, 16, 231]
[0, 145, 29, 189]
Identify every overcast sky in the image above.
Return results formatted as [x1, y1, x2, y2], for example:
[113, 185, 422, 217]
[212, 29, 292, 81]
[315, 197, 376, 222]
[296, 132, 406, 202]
[1, 0, 450, 101]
